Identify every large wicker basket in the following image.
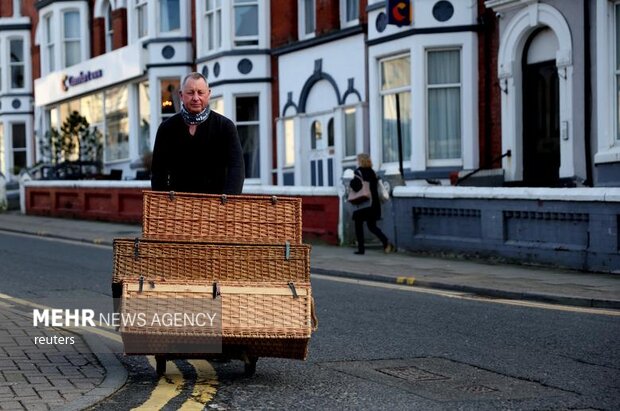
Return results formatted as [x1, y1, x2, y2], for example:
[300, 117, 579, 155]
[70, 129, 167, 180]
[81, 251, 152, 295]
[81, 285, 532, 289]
[113, 238, 311, 284]
[120, 281, 314, 359]
[142, 191, 302, 244]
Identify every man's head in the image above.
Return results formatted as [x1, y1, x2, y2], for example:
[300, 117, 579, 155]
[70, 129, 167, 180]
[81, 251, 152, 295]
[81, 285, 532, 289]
[180, 72, 211, 114]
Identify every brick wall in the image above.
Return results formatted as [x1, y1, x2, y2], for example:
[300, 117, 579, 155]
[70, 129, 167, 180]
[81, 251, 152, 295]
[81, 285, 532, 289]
[316, 0, 339, 34]
[92, 18, 106, 57]
[0, 0, 12, 17]
[112, 8, 127, 50]
[271, 0, 298, 47]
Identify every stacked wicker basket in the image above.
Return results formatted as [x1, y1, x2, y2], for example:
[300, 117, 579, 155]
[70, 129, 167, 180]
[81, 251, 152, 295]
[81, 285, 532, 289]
[112, 191, 315, 376]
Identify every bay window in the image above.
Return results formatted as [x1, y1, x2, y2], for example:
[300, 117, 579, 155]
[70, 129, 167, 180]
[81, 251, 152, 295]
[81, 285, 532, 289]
[9, 39, 24, 89]
[205, 0, 222, 51]
[299, 0, 315, 39]
[63, 11, 81, 67]
[160, 0, 180, 33]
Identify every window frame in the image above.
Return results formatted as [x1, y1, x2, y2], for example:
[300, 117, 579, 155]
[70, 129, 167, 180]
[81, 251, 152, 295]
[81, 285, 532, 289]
[62, 9, 82, 68]
[43, 13, 55, 73]
[204, 0, 223, 52]
[10, 122, 27, 175]
[104, 2, 114, 52]
[298, 0, 316, 40]
[233, 0, 259, 47]
[340, 0, 359, 28]
[425, 47, 463, 166]
[159, 0, 181, 34]
[8, 37, 25, 90]
[135, 0, 149, 40]
[235, 94, 261, 179]
[379, 53, 412, 164]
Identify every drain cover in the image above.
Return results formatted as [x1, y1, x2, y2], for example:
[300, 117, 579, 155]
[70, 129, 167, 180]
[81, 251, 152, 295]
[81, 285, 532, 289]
[378, 366, 449, 382]
[321, 357, 570, 402]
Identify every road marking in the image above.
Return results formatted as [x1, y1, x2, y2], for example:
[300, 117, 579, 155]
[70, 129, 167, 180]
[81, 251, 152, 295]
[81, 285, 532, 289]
[0, 291, 220, 409]
[131, 356, 185, 411]
[180, 360, 218, 411]
[312, 273, 620, 316]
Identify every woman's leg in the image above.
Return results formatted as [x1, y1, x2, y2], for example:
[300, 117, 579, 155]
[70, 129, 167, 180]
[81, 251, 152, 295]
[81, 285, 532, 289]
[366, 219, 388, 248]
[354, 218, 365, 254]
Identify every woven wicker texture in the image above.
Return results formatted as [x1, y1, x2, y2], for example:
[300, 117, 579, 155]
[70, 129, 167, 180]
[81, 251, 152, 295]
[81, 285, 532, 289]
[142, 191, 302, 244]
[113, 238, 311, 283]
[120, 281, 312, 338]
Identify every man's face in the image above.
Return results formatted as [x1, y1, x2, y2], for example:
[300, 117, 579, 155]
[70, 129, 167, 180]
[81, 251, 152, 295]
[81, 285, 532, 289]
[180, 77, 211, 114]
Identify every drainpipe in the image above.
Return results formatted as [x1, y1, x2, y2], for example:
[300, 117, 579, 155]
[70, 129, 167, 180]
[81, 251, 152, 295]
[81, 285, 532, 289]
[583, 0, 594, 186]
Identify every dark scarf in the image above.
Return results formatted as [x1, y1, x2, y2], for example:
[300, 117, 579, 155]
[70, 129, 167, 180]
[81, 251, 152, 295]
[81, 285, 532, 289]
[180, 104, 210, 125]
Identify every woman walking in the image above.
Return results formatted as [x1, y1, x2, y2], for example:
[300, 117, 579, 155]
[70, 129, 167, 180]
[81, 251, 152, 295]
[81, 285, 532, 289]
[349, 153, 395, 255]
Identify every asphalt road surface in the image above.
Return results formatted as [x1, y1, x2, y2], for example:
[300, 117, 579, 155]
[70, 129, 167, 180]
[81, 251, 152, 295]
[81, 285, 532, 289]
[1, 232, 619, 410]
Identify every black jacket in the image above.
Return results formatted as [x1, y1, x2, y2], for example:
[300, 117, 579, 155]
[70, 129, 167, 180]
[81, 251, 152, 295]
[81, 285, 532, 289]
[349, 166, 381, 220]
[151, 111, 245, 194]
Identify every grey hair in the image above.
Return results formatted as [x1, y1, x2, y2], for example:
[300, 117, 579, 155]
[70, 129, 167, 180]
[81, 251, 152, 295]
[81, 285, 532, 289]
[181, 72, 208, 88]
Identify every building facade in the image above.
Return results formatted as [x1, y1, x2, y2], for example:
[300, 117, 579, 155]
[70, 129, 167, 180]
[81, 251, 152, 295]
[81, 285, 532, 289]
[0, 0, 617, 188]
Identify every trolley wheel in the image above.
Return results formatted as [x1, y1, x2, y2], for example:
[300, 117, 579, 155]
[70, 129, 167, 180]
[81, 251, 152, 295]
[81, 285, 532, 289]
[243, 357, 258, 377]
[155, 355, 166, 376]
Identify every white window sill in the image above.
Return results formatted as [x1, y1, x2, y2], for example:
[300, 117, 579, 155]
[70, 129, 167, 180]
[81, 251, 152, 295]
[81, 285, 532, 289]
[594, 146, 620, 164]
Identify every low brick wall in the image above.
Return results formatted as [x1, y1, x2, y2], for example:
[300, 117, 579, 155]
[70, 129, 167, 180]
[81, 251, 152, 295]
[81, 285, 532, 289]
[23, 181, 340, 244]
[391, 187, 620, 273]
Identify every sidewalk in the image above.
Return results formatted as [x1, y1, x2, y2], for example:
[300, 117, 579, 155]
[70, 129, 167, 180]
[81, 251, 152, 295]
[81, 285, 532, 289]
[0, 211, 618, 309]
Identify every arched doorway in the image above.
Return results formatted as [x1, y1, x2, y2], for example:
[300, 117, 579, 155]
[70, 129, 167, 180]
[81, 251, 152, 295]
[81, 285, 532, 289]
[522, 28, 560, 186]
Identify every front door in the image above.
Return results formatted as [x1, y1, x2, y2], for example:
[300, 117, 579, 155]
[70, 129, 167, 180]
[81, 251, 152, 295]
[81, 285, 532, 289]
[308, 114, 335, 186]
[522, 60, 560, 186]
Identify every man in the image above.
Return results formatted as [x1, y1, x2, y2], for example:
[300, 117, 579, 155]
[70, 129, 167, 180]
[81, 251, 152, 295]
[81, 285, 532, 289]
[151, 72, 245, 194]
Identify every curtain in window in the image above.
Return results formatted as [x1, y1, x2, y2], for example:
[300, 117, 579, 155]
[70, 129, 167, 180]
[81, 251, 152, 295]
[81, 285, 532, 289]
[382, 92, 411, 163]
[427, 50, 461, 160]
[160, 0, 180, 32]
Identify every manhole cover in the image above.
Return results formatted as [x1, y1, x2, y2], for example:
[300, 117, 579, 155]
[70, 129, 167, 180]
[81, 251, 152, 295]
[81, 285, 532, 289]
[378, 366, 449, 382]
[456, 384, 498, 394]
[321, 357, 572, 402]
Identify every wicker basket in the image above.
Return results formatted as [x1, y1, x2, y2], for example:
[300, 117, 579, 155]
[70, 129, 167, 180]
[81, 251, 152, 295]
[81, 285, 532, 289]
[120, 281, 314, 359]
[142, 191, 302, 244]
[113, 238, 311, 284]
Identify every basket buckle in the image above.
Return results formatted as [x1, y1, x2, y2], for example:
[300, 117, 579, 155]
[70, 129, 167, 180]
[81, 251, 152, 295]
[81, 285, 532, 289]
[220, 194, 227, 205]
[288, 281, 299, 299]
[212, 282, 221, 299]
[138, 275, 144, 293]
[271, 196, 278, 205]
[133, 238, 140, 260]
[168, 191, 175, 201]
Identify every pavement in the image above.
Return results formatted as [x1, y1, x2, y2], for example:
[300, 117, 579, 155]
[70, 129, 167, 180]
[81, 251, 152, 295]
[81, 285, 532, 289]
[0, 211, 618, 409]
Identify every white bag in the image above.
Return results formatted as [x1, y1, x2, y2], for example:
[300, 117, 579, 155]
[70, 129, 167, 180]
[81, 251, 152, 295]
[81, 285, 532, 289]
[377, 179, 390, 203]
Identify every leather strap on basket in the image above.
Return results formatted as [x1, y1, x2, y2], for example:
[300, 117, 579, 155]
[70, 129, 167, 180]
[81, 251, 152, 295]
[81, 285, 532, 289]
[311, 297, 318, 331]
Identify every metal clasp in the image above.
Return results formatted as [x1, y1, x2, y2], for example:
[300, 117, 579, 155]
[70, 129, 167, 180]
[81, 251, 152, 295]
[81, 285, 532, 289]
[212, 282, 221, 299]
[133, 238, 140, 260]
[288, 281, 298, 299]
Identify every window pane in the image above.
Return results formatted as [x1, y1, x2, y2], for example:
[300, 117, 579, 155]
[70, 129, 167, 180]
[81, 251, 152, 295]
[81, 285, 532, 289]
[311, 120, 321, 149]
[428, 50, 460, 85]
[210, 97, 223, 114]
[235, 5, 258, 37]
[10, 39, 23, 62]
[346, 0, 359, 21]
[284, 118, 295, 167]
[80, 94, 103, 124]
[327, 118, 334, 147]
[11, 66, 24, 88]
[344, 108, 356, 156]
[139, 82, 151, 155]
[12, 124, 26, 149]
[160, 79, 180, 115]
[160, 0, 180, 32]
[428, 87, 461, 159]
[64, 12, 80, 38]
[236, 97, 258, 121]
[237, 125, 260, 178]
[65, 41, 81, 67]
[381, 56, 410, 90]
[304, 0, 315, 34]
[138, 4, 148, 37]
[12, 152, 26, 173]
[382, 92, 411, 163]
[48, 45, 55, 72]
[105, 86, 129, 161]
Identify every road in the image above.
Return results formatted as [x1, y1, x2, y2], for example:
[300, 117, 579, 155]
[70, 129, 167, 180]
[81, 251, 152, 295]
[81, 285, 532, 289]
[0, 232, 619, 410]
